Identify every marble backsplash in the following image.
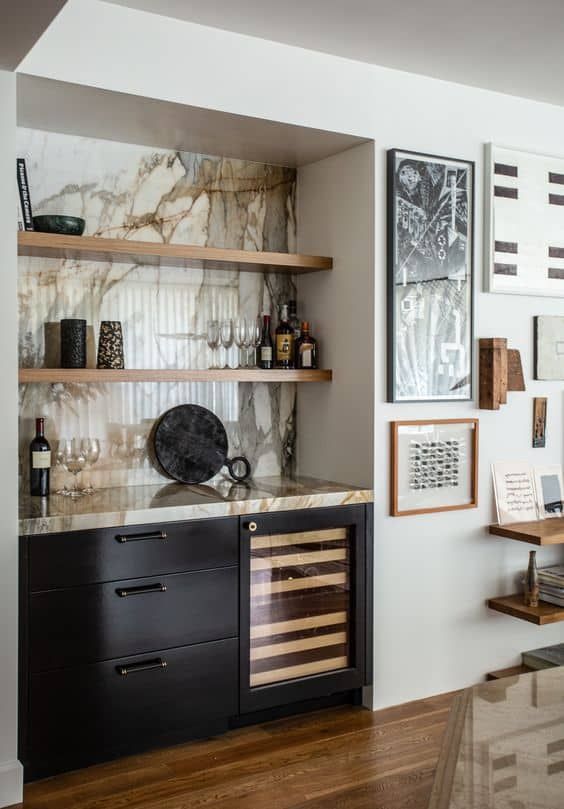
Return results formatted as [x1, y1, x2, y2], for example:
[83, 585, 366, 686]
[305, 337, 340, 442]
[18, 128, 297, 492]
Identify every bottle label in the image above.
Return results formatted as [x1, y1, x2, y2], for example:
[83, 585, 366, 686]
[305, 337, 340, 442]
[276, 335, 293, 362]
[32, 451, 51, 469]
[260, 346, 272, 362]
[299, 344, 313, 368]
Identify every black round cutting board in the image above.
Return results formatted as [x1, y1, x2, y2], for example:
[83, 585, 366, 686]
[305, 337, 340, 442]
[153, 404, 250, 484]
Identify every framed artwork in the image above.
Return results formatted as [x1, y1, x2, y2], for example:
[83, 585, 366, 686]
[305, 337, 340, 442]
[532, 397, 547, 448]
[492, 462, 538, 525]
[534, 316, 564, 379]
[533, 466, 564, 518]
[485, 144, 564, 297]
[390, 419, 479, 517]
[387, 149, 474, 402]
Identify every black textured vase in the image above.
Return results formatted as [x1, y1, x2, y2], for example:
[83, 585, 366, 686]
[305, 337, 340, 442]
[97, 321, 125, 369]
[60, 319, 87, 368]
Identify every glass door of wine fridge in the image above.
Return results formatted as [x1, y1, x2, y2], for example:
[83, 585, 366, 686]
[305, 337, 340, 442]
[239, 505, 369, 713]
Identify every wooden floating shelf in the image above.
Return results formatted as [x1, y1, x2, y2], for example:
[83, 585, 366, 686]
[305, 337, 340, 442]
[18, 232, 333, 275]
[487, 594, 564, 625]
[489, 518, 564, 546]
[486, 664, 534, 681]
[18, 368, 332, 384]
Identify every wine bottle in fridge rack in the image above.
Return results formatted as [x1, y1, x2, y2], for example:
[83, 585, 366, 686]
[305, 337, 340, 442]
[258, 315, 274, 369]
[275, 303, 294, 369]
[30, 417, 51, 497]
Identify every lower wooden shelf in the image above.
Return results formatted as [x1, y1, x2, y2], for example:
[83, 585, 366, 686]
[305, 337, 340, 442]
[19, 368, 332, 384]
[487, 594, 564, 625]
[486, 664, 534, 681]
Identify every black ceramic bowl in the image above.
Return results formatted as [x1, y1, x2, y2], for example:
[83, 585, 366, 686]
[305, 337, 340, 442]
[32, 215, 86, 236]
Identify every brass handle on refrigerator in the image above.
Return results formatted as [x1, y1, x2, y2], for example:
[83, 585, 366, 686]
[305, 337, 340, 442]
[115, 530, 167, 543]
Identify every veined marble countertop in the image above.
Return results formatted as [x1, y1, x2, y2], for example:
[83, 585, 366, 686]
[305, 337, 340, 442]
[19, 476, 373, 536]
[429, 666, 564, 809]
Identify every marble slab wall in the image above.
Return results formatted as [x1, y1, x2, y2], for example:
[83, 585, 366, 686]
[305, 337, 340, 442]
[18, 129, 297, 492]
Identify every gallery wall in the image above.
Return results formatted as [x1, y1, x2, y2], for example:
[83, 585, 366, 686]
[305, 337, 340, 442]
[18, 0, 564, 710]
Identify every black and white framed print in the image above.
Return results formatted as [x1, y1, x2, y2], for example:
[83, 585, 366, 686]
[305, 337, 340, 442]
[485, 144, 564, 297]
[387, 149, 474, 402]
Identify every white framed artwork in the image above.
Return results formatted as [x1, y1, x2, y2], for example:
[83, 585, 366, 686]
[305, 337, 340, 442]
[534, 315, 564, 379]
[533, 466, 564, 518]
[485, 144, 564, 297]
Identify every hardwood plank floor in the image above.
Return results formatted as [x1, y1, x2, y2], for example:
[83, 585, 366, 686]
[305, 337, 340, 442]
[20, 692, 456, 809]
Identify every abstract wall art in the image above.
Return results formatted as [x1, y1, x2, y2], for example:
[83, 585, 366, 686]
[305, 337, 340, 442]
[390, 419, 479, 516]
[534, 315, 564, 380]
[485, 144, 564, 297]
[387, 149, 474, 402]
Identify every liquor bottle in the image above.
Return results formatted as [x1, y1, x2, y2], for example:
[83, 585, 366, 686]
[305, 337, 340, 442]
[288, 300, 301, 343]
[258, 314, 273, 369]
[275, 304, 294, 369]
[30, 417, 51, 497]
[295, 322, 318, 369]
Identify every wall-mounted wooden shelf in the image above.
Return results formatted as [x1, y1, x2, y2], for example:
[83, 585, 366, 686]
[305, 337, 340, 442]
[486, 664, 534, 681]
[489, 518, 564, 546]
[487, 594, 564, 625]
[18, 368, 332, 384]
[18, 232, 333, 274]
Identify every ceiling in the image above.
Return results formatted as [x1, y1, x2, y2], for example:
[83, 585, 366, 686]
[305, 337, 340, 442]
[108, 0, 564, 107]
[0, 0, 67, 70]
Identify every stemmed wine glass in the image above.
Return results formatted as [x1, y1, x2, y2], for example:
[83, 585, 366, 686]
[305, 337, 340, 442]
[234, 317, 250, 368]
[80, 438, 101, 494]
[250, 316, 262, 367]
[206, 320, 220, 369]
[220, 319, 233, 369]
[56, 438, 87, 497]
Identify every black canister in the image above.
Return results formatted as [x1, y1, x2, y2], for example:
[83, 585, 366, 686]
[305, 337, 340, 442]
[60, 319, 87, 368]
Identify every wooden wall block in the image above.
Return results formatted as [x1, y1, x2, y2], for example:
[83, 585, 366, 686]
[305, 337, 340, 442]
[479, 338, 508, 410]
[507, 349, 525, 391]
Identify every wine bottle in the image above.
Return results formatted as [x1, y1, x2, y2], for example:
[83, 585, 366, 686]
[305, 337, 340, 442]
[258, 314, 273, 369]
[275, 303, 294, 369]
[295, 321, 318, 369]
[30, 417, 51, 497]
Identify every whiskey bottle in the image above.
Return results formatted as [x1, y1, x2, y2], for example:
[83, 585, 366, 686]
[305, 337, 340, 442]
[30, 417, 51, 497]
[296, 322, 318, 369]
[258, 314, 273, 369]
[275, 304, 294, 369]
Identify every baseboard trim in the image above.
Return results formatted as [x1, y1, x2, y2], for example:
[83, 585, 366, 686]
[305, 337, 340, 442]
[0, 759, 23, 808]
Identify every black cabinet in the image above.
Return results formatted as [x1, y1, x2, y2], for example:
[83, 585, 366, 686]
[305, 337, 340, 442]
[239, 505, 371, 713]
[19, 504, 372, 780]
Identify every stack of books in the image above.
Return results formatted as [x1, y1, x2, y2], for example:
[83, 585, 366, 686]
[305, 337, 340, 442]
[538, 564, 564, 607]
[522, 642, 564, 670]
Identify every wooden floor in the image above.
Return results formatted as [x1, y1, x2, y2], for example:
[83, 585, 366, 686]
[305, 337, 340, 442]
[20, 692, 456, 809]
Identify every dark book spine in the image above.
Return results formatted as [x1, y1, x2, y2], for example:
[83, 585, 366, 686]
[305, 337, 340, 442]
[16, 158, 34, 231]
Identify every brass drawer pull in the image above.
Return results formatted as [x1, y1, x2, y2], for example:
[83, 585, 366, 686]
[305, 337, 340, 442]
[247, 521, 258, 533]
[115, 530, 167, 543]
[116, 583, 167, 597]
[116, 657, 167, 676]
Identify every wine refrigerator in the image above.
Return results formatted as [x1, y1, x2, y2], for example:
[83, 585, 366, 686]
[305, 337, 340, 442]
[239, 505, 370, 713]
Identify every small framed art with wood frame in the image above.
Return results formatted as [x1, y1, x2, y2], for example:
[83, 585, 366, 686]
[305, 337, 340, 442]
[391, 418, 479, 516]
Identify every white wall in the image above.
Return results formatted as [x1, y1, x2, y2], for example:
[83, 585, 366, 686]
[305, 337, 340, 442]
[19, 0, 564, 709]
[0, 70, 23, 807]
[296, 142, 375, 489]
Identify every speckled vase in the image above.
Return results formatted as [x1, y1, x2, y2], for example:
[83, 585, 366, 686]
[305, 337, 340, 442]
[60, 319, 87, 368]
[97, 321, 125, 369]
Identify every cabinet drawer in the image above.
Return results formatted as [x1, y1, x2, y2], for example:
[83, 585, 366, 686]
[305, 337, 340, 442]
[28, 517, 238, 590]
[28, 638, 238, 765]
[31, 566, 238, 672]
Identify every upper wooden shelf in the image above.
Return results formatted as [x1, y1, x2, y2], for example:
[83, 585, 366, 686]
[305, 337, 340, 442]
[18, 232, 333, 275]
[488, 594, 564, 625]
[489, 518, 564, 546]
[19, 368, 332, 384]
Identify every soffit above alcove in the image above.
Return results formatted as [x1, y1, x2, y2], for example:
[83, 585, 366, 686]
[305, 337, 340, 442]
[17, 74, 368, 167]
